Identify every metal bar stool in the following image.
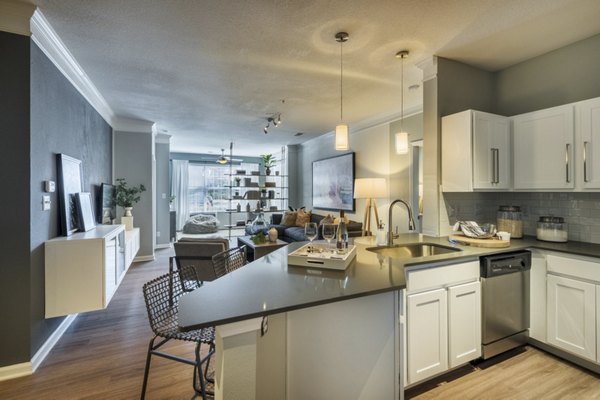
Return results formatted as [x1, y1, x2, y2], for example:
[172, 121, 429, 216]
[141, 266, 214, 399]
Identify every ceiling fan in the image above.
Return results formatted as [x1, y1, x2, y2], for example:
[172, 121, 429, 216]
[213, 148, 243, 164]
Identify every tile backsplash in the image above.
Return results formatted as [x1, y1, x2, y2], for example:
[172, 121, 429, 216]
[443, 192, 600, 243]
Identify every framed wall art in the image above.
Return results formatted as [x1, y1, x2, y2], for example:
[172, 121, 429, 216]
[56, 153, 83, 236]
[312, 152, 355, 212]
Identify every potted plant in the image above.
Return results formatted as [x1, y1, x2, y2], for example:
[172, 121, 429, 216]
[234, 176, 241, 186]
[115, 178, 146, 217]
[260, 154, 276, 175]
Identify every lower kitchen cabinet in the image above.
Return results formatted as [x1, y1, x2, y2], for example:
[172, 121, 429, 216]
[407, 288, 448, 384]
[405, 261, 480, 386]
[448, 281, 481, 368]
[547, 274, 596, 361]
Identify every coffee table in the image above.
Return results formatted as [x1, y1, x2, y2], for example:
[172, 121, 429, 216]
[237, 236, 288, 262]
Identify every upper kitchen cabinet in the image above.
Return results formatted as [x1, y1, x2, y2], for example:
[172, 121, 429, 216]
[513, 104, 574, 189]
[442, 110, 510, 191]
[576, 97, 600, 189]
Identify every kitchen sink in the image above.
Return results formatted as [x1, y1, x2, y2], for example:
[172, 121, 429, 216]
[366, 243, 462, 259]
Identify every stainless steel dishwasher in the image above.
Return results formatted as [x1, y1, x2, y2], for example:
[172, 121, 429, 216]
[480, 251, 531, 360]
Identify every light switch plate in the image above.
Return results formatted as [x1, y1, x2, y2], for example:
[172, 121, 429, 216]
[42, 195, 51, 211]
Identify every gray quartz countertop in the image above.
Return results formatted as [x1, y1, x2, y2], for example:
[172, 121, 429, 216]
[178, 233, 600, 331]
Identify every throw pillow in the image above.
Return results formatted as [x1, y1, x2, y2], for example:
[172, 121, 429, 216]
[295, 208, 312, 227]
[318, 214, 335, 226]
[333, 215, 349, 225]
[281, 211, 297, 226]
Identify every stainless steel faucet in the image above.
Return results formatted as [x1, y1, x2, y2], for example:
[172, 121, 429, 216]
[388, 199, 416, 246]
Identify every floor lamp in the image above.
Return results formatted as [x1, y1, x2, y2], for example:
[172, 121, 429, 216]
[354, 178, 387, 236]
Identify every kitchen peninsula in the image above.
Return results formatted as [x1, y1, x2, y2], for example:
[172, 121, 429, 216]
[178, 233, 600, 399]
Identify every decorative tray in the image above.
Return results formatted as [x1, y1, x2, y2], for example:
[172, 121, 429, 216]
[288, 243, 357, 270]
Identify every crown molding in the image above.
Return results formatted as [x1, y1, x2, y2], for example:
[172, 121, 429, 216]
[30, 9, 116, 126]
[416, 56, 438, 82]
[112, 117, 155, 133]
[0, 0, 35, 36]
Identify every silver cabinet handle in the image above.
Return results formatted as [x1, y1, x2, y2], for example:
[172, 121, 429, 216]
[584, 141, 589, 182]
[491, 148, 499, 184]
[566, 144, 571, 183]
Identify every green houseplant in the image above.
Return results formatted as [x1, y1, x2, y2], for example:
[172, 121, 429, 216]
[260, 154, 276, 175]
[115, 178, 146, 216]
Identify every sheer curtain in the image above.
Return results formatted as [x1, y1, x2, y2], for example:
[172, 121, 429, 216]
[171, 160, 189, 231]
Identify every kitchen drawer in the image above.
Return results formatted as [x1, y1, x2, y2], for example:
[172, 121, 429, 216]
[547, 254, 600, 283]
[406, 261, 479, 293]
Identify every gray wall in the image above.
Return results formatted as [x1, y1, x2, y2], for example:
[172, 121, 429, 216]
[0, 31, 31, 367]
[495, 33, 600, 116]
[155, 140, 170, 246]
[114, 131, 154, 257]
[30, 42, 112, 355]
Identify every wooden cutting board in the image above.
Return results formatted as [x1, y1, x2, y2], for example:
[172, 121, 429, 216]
[449, 234, 510, 248]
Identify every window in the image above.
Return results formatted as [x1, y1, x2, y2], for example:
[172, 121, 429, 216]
[187, 163, 257, 213]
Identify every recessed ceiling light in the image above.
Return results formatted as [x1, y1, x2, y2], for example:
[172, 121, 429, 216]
[294, 132, 304, 137]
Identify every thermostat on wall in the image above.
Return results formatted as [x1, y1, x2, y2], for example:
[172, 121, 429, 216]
[45, 180, 56, 192]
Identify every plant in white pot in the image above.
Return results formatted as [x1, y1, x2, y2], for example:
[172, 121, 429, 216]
[115, 178, 146, 229]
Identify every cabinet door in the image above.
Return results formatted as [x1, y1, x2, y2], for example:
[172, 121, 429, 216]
[104, 237, 118, 306]
[513, 104, 574, 189]
[473, 112, 511, 189]
[407, 289, 448, 385]
[597, 285, 600, 363]
[547, 274, 596, 361]
[448, 281, 481, 368]
[578, 97, 600, 189]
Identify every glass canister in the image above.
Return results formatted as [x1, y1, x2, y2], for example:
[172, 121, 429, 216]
[496, 205, 523, 238]
[536, 216, 568, 242]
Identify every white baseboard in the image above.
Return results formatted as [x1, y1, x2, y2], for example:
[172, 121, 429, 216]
[31, 314, 78, 372]
[0, 313, 77, 381]
[0, 362, 32, 382]
[154, 243, 171, 250]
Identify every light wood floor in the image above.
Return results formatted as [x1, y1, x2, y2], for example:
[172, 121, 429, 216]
[1, 247, 599, 399]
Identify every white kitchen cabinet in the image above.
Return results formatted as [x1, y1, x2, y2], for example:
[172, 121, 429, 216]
[448, 281, 481, 368]
[405, 260, 480, 385]
[529, 250, 547, 342]
[45, 224, 136, 318]
[442, 110, 510, 191]
[547, 274, 596, 361]
[124, 227, 140, 267]
[576, 97, 600, 189]
[407, 288, 448, 384]
[513, 104, 574, 189]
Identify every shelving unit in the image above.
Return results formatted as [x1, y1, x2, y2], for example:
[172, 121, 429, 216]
[222, 145, 288, 238]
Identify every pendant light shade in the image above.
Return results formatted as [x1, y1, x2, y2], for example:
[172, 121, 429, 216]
[395, 131, 409, 154]
[335, 123, 349, 150]
[395, 50, 409, 155]
[335, 32, 350, 151]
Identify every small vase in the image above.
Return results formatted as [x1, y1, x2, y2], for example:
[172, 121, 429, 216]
[268, 227, 278, 242]
[124, 207, 133, 217]
[266, 167, 271, 175]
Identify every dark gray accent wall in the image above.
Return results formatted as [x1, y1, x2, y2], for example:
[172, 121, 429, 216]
[495, 33, 600, 116]
[0, 31, 31, 367]
[29, 42, 112, 355]
[437, 57, 495, 117]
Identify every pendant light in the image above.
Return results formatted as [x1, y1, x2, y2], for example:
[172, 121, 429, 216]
[335, 32, 349, 151]
[395, 50, 409, 154]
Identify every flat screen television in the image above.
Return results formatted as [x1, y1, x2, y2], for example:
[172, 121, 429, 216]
[97, 183, 115, 224]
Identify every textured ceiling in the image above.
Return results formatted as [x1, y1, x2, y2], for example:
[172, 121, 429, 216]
[32, 0, 600, 156]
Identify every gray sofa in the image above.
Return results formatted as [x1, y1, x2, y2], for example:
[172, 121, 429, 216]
[246, 212, 362, 243]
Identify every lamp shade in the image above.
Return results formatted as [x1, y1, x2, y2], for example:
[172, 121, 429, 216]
[354, 178, 386, 199]
[335, 124, 349, 150]
[395, 131, 409, 154]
